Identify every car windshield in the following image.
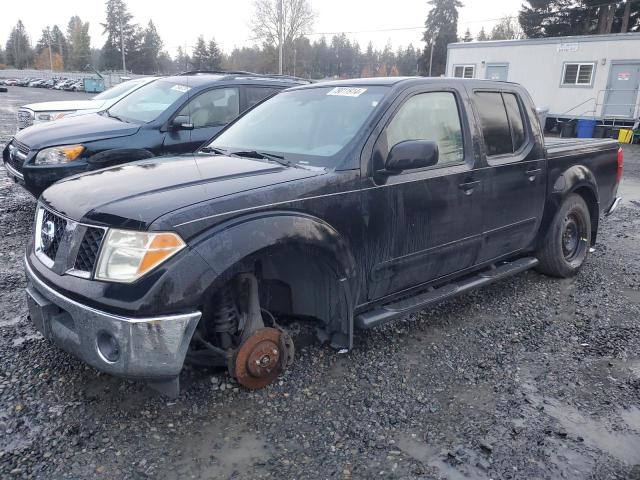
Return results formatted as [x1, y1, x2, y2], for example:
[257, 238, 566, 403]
[93, 78, 150, 101]
[209, 86, 388, 167]
[107, 79, 191, 123]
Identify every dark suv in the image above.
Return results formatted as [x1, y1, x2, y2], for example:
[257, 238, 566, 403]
[3, 71, 310, 197]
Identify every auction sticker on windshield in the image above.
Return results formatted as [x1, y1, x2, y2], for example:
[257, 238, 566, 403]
[171, 84, 192, 93]
[327, 87, 367, 97]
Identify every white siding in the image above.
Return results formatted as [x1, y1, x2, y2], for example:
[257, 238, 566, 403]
[447, 34, 640, 120]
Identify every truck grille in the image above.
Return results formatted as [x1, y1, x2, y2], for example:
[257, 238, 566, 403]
[5, 140, 29, 173]
[40, 209, 67, 261]
[34, 205, 107, 277]
[74, 227, 105, 273]
[17, 109, 34, 130]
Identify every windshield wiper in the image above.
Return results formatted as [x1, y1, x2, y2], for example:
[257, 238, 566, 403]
[230, 150, 301, 168]
[106, 111, 125, 122]
[200, 146, 229, 155]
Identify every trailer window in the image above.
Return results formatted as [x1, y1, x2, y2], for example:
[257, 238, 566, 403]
[562, 63, 594, 86]
[453, 65, 475, 79]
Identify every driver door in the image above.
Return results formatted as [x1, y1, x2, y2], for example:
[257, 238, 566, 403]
[163, 87, 240, 155]
[362, 88, 484, 301]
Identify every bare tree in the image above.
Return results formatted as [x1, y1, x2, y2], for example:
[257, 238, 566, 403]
[251, 0, 315, 74]
[490, 16, 525, 40]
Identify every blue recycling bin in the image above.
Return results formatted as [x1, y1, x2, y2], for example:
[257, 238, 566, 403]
[576, 119, 597, 138]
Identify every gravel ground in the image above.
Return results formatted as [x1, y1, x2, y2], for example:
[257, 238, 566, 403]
[1, 88, 640, 480]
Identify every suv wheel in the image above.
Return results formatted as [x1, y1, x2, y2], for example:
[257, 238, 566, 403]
[536, 193, 591, 278]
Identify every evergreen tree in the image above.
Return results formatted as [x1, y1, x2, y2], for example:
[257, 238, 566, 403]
[50, 25, 69, 65]
[101, 0, 135, 70]
[463, 28, 473, 42]
[5, 20, 33, 68]
[190, 36, 209, 70]
[207, 39, 223, 70]
[420, 0, 462, 76]
[140, 20, 163, 73]
[477, 27, 488, 41]
[67, 16, 92, 71]
[35, 28, 52, 55]
[175, 46, 190, 72]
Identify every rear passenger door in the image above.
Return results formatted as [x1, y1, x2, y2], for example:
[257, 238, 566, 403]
[470, 89, 546, 263]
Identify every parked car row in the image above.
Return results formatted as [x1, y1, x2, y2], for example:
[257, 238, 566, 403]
[2, 71, 624, 398]
[0, 77, 85, 91]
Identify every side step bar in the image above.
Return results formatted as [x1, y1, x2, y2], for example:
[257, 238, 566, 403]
[356, 257, 538, 330]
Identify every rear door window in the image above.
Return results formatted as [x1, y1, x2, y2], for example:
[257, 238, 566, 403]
[474, 91, 527, 157]
[245, 86, 281, 110]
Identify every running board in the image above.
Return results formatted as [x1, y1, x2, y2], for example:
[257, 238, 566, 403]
[356, 257, 539, 330]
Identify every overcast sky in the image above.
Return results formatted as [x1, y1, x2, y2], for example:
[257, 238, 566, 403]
[1, 0, 521, 56]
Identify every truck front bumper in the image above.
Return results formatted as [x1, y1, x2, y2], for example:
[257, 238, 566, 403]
[25, 259, 201, 380]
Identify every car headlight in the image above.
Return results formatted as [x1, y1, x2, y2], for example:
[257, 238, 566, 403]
[34, 145, 85, 165]
[36, 111, 74, 121]
[95, 229, 186, 283]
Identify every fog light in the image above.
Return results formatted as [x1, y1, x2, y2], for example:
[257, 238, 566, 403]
[96, 331, 120, 363]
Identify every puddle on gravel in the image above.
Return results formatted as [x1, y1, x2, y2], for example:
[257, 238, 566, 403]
[619, 177, 640, 203]
[542, 399, 640, 464]
[397, 434, 489, 480]
[12, 332, 42, 347]
[0, 316, 21, 328]
[164, 419, 270, 480]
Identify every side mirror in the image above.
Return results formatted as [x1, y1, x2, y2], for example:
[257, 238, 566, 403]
[385, 140, 439, 172]
[171, 115, 194, 130]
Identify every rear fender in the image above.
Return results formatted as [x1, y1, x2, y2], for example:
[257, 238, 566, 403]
[537, 165, 600, 247]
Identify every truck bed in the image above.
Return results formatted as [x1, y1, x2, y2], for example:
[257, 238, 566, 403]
[544, 137, 619, 159]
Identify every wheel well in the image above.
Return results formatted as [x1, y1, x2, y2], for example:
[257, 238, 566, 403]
[199, 245, 351, 347]
[572, 186, 599, 245]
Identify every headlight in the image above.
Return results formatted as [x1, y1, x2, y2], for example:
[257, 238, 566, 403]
[95, 229, 186, 283]
[36, 111, 74, 121]
[34, 145, 85, 165]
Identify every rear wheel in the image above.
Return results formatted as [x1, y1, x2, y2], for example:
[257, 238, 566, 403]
[536, 193, 591, 278]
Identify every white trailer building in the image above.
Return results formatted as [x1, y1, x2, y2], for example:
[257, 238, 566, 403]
[446, 33, 640, 129]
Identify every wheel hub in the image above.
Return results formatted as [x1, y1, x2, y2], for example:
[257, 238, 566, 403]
[231, 327, 294, 389]
[562, 214, 582, 260]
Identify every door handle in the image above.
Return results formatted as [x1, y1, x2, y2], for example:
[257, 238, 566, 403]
[525, 168, 542, 182]
[458, 180, 480, 194]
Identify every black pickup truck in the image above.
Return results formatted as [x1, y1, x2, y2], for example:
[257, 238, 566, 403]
[25, 78, 623, 396]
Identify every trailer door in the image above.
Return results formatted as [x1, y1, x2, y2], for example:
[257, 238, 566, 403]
[603, 62, 640, 119]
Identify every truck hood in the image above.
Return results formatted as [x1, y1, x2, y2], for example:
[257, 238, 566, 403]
[23, 99, 106, 113]
[15, 113, 140, 150]
[40, 154, 324, 230]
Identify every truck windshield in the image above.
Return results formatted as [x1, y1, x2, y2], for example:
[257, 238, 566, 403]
[209, 86, 388, 167]
[107, 79, 190, 123]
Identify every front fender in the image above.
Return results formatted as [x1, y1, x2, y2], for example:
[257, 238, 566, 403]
[191, 210, 359, 349]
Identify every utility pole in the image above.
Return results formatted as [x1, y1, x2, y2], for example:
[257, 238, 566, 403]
[120, 14, 126, 74]
[278, 0, 284, 74]
[428, 40, 435, 77]
[47, 30, 53, 71]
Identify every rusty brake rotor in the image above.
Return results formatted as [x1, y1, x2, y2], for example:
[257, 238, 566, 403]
[231, 327, 294, 389]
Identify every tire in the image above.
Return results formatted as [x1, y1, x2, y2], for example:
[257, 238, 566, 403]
[536, 193, 591, 278]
